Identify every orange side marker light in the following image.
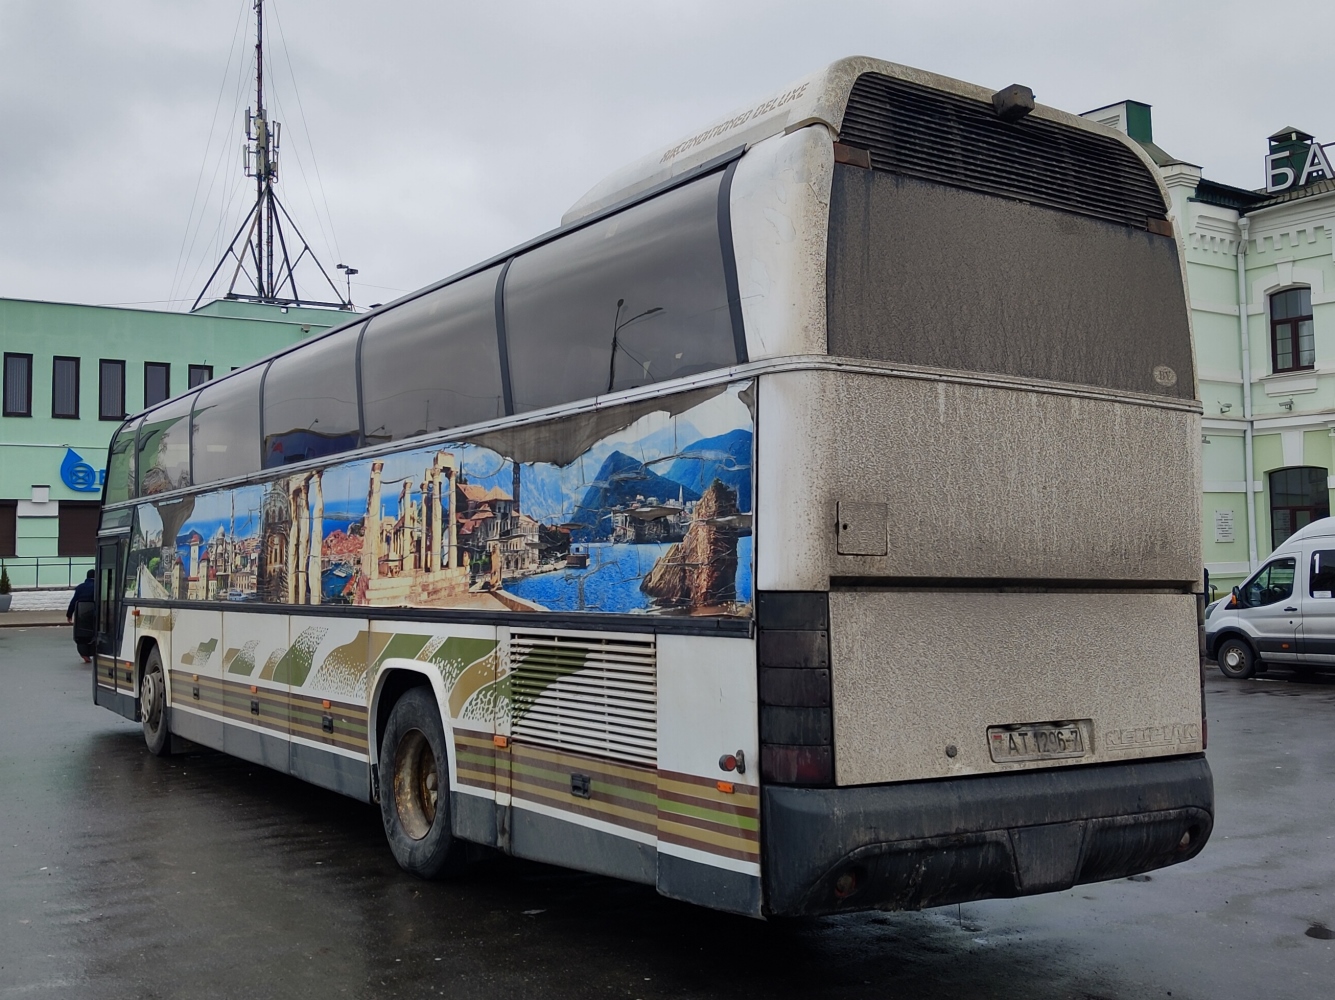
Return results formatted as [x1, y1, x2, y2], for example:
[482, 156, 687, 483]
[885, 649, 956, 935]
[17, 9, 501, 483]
[717, 781, 735, 794]
[493, 735, 509, 748]
[250, 685, 258, 694]
[322, 699, 332, 709]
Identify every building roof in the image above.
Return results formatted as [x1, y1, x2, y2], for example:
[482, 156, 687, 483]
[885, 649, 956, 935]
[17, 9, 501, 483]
[1269, 125, 1314, 143]
[1192, 177, 1267, 212]
[1249, 174, 1335, 209]
[0, 294, 340, 332]
[458, 483, 512, 503]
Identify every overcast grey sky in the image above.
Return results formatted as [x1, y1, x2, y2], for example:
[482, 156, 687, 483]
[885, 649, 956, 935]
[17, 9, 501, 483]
[1, 0, 1331, 312]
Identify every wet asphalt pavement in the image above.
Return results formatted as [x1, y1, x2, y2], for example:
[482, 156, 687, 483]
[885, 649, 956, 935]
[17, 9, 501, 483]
[2, 626, 1333, 1000]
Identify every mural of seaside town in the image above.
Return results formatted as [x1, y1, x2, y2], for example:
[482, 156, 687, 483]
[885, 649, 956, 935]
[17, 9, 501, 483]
[127, 382, 753, 617]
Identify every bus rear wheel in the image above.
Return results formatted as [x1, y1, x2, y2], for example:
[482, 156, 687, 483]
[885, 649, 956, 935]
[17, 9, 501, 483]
[140, 646, 171, 756]
[1216, 637, 1256, 680]
[379, 686, 466, 879]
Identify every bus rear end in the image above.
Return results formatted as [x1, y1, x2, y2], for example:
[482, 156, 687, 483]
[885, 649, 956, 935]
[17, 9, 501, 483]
[751, 69, 1211, 916]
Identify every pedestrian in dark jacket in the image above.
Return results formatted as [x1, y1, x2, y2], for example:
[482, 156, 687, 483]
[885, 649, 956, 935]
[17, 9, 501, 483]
[67, 570, 96, 663]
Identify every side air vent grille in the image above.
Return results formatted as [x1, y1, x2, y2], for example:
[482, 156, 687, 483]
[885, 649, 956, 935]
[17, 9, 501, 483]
[838, 73, 1167, 230]
[509, 630, 657, 765]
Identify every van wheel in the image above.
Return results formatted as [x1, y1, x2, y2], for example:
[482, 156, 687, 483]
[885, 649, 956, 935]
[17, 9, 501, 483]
[379, 686, 467, 879]
[140, 646, 172, 756]
[1216, 638, 1256, 680]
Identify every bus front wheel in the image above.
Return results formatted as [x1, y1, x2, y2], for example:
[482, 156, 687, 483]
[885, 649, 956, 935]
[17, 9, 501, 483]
[1216, 638, 1256, 680]
[379, 686, 467, 879]
[140, 646, 172, 756]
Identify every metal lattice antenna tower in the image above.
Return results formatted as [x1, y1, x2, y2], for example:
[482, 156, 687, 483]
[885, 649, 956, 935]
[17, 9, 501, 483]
[193, 0, 350, 311]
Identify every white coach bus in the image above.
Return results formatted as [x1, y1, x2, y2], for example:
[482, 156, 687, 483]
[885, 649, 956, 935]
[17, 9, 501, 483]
[92, 57, 1212, 918]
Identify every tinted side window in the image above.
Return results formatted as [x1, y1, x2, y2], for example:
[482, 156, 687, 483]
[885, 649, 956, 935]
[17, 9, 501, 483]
[1241, 558, 1296, 607]
[1311, 550, 1335, 598]
[263, 325, 362, 468]
[138, 394, 196, 495]
[361, 266, 504, 444]
[505, 172, 737, 413]
[104, 418, 141, 505]
[193, 365, 264, 484]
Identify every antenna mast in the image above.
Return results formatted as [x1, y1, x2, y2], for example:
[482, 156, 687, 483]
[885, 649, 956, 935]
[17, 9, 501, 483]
[193, 0, 351, 311]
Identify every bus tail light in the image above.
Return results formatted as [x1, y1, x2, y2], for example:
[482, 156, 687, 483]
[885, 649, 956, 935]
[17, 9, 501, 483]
[757, 592, 834, 787]
[762, 745, 833, 785]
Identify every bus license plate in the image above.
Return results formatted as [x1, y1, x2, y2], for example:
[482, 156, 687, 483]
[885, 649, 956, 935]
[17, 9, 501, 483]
[987, 721, 1090, 763]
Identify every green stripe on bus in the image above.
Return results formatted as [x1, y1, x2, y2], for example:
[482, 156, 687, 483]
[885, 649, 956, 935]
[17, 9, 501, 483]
[658, 799, 760, 832]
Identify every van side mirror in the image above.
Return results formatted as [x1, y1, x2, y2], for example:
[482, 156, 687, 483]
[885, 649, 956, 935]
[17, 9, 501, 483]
[1230, 585, 1244, 608]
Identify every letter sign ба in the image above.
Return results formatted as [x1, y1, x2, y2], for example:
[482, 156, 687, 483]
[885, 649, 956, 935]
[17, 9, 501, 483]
[1298, 143, 1334, 186]
[1266, 141, 1335, 193]
[1267, 151, 1297, 193]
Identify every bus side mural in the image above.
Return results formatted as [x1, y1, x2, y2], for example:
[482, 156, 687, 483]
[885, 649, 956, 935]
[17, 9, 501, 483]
[126, 382, 753, 618]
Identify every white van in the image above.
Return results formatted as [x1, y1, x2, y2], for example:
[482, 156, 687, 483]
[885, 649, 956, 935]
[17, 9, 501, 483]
[1205, 517, 1335, 678]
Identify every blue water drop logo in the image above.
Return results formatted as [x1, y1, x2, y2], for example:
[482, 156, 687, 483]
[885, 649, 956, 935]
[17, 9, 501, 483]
[60, 448, 102, 493]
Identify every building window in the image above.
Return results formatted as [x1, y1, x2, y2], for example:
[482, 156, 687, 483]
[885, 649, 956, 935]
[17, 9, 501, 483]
[0, 501, 16, 557]
[144, 362, 171, 408]
[100, 360, 126, 420]
[1270, 466, 1330, 548]
[52, 356, 80, 418]
[58, 501, 101, 557]
[3, 353, 32, 416]
[1271, 287, 1314, 373]
[188, 364, 213, 388]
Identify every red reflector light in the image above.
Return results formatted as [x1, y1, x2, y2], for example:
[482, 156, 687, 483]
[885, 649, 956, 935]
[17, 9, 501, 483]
[761, 745, 833, 785]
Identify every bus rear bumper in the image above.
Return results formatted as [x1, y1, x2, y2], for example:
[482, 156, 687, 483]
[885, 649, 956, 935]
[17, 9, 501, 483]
[761, 754, 1213, 917]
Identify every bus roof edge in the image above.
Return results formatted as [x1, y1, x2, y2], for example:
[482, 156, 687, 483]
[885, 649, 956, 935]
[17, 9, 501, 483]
[562, 56, 1159, 227]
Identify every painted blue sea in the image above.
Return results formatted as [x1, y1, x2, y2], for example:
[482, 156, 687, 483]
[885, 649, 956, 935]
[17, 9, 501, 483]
[507, 537, 753, 614]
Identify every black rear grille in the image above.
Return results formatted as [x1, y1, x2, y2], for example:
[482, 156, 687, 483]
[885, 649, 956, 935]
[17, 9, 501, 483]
[838, 74, 1167, 229]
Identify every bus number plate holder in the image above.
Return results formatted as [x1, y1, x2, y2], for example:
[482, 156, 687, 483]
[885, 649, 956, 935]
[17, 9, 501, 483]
[987, 721, 1090, 763]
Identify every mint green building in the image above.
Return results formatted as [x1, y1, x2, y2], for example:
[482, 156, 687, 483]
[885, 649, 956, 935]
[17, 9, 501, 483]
[1, 298, 340, 588]
[1085, 103, 1335, 595]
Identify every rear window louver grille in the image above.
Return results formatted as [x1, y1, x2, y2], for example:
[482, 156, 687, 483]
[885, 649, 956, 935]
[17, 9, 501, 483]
[508, 630, 657, 766]
[838, 74, 1167, 230]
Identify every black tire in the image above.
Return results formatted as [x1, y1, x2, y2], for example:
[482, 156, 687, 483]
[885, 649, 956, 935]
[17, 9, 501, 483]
[379, 686, 466, 879]
[140, 646, 172, 756]
[1216, 637, 1256, 680]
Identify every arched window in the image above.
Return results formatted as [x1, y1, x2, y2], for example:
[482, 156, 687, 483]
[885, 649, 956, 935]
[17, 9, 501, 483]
[1270, 287, 1314, 373]
[1269, 465, 1329, 547]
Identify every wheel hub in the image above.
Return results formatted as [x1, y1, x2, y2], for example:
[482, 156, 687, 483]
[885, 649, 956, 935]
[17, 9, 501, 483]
[393, 729, 439, 841]
[141, 671, 162, 728]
